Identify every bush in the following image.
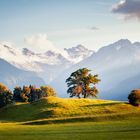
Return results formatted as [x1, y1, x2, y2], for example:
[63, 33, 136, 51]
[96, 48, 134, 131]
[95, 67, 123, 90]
[28, 86, 42, 102]
[13, 86, 23, 102]
[128, 90, 140, 106]
[40, 86, 56, 97]
[0, 83, 13, 108]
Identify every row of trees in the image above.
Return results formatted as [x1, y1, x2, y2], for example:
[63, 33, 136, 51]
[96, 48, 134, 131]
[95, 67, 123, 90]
[13, 85, 56, 102]
[0, 83, 56, 108]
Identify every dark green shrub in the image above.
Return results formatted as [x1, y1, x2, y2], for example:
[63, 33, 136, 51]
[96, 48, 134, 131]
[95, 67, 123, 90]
[0, 83, 13, 108]
[128, 90, 140, 106]
[13, 86, 23, 102]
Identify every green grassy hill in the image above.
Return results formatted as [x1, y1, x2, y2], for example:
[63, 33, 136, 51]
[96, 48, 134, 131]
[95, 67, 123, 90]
[0, 97, 140, 140]
[0, 97, 140, 123]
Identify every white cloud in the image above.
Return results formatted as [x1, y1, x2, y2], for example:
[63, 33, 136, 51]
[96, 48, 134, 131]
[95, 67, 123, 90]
[24, 34, 59, 53]
[111, 0, 140, 20]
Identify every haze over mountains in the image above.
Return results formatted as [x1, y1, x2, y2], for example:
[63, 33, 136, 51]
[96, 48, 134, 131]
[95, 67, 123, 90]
[0, 58, 45, 88]
[0, 39, 140, 100]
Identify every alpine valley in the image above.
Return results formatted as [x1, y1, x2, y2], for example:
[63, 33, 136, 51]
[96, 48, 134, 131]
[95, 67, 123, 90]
[0, 39, 140, 100]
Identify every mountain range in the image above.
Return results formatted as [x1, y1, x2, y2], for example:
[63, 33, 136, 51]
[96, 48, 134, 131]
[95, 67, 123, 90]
[0, 39, 140, 100]
[0, 42, 93, 83]
[50, 39, 140, 100]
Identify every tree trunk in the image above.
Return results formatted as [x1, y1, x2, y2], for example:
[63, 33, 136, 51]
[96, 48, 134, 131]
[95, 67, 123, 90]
[83, 93, 86, 98]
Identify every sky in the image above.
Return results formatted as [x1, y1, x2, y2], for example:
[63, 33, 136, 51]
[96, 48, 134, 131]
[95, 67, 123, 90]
[0, 0, 140, 52]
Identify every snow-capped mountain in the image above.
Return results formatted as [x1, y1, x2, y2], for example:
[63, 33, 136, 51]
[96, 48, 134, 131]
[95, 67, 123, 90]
[22, 48, 70, 66]
[22, 48, 35, 56]
[0, 42, 42, 72]
[64, 44, 94, 63]
[0, 42, 92, 70]
[80, 39, 140, 72]
[0, 42, 92, 84]
[51, 39, 140, 100]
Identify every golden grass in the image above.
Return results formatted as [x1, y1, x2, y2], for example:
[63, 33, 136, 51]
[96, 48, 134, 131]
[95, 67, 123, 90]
[0, 96, 140, 123]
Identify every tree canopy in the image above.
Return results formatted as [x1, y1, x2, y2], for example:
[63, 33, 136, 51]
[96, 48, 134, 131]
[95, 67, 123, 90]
[66, 68, 101, 98]
[128, 90, 140, 106]
[13, 85, 56, 102]
[0, 83, 13, 108]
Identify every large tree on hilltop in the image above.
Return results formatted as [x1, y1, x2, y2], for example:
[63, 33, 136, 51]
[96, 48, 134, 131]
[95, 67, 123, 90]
[66, 68, 101, 98]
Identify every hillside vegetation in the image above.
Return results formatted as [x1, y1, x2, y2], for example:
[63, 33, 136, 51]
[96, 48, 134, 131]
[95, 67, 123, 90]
[0, 97, 140, 140]
[0, 97, 140, 123]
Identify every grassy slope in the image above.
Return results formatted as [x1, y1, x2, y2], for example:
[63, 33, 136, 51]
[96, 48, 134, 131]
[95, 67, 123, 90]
[0, 97, 140, 140]
[0, 96, 140, 123]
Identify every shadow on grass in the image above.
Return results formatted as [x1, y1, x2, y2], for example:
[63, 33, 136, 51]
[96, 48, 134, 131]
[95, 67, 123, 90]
[0, 101, 56, 123]
[23, 112, 140, 125]
[81, 102, 123, 108]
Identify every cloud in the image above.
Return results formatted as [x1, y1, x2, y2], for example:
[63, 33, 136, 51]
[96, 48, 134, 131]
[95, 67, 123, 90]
[111, 0, 140, 20]
[24, 34, 59, 53]
[90, 26, 99, 31]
